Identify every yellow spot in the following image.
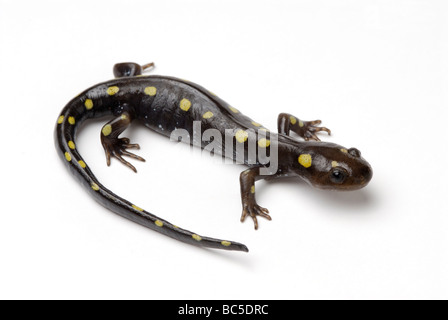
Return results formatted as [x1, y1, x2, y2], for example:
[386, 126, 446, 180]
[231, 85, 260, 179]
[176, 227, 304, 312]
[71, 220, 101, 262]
[209, 90, 217, 96]
[250, 185, 255, 194]
[258, 138, 270, 148]
[64, 152, 71, 162]
[340, 148, 348, 153]
[252, 121, 261, 127]
[68, 116, 75, 125]
[132, 204, 144, 212]
[173, 225, 179, 229]
[107, 86, 120, 95]
[84, 99, 93, 110]
[179, 98, 191, 111]
[221, 241, 232, 247]
[290, 116, 297, 125]
[299, 120, 304, 127]
[229, 106, 239, 113]
[78, 160, 86, 168]
[102, 124, 112, 136]
[202, 111, 214, 119]
[155, 220, 164, 227]
[331, 161, 339, 168]
[192, 234, 202, 241]
[144, 86, 157, 96]
[57, 115, 64, 124]
[121, 114, 127, 120]
[91, 183, 100, 191]
[235, 130, 248, 143]
[68, 141, 75, 150]
[298, 154, 312, 168]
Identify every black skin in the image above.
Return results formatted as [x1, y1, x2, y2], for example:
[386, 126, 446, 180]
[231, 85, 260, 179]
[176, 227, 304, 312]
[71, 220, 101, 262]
[55, 62, 373, 252]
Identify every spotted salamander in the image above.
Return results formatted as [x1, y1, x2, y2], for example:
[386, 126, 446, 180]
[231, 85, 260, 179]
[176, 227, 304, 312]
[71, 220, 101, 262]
[55, 62, 373, 252]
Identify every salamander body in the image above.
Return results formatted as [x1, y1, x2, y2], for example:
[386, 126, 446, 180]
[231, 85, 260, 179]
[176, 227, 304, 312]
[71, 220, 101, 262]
[55, 62, 372, 252]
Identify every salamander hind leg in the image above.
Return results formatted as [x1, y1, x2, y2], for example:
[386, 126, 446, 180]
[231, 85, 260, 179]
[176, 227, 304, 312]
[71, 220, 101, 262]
[101, 111, 145, 172]
[113, 62, 155, 78]
[239, 167, 271, 230]
[277, 113, 331, 141]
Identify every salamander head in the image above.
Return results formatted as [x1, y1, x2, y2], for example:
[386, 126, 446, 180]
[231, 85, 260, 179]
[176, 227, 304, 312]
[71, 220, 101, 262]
[294, 142, 372, 191]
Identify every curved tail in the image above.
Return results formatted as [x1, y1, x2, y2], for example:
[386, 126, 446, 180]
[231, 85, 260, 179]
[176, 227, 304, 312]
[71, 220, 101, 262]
[54, 96, 248, 252]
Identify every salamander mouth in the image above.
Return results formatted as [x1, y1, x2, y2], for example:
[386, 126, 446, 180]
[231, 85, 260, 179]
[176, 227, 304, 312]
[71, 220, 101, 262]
[313, 173, 372, 191]
[316, 183, 367, 191]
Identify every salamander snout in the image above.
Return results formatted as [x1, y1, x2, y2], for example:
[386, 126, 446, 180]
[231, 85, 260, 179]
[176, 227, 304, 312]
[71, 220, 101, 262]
[347, 162, 373, 190]
[349, 148, 372, 187]
[342, 147, 372, 188]
[360, 164, 373, 184]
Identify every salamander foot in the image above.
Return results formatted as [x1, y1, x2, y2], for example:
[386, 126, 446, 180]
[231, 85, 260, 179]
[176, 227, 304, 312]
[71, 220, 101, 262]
[240, 203, 271, 230]
[277, 113, 331, 141]
[102, 136, 145, 172]
[300, 120, 331, 141]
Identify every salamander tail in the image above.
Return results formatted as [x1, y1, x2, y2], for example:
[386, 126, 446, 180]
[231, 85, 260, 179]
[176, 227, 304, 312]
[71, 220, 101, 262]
[54, 97, 248, 252]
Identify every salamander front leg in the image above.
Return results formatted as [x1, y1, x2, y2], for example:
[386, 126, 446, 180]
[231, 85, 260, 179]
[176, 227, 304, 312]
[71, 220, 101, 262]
[100, 111, 145, 172]
[277, 113, 331, 141]
[239, 166, 271, 230]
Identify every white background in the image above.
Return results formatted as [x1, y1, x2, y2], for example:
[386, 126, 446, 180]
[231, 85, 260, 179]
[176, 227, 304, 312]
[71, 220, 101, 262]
[1, 0, 447, 299]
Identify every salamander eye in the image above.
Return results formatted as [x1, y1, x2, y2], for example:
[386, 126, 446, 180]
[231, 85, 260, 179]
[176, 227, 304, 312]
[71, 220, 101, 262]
[348, 148, 361, 158]
[330, 168, 347, 184]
